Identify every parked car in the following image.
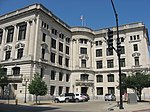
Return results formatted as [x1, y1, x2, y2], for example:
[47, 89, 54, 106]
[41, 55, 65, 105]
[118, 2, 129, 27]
[81, 93, 90, 102]
[104, 94, 116, 101]
[74, 93, 86, 102]
[54, 93, 75, 103]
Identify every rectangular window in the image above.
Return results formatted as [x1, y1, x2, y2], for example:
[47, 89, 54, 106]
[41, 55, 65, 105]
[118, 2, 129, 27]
[81, 59, 86, 68]
[79, 39, 87, 44]
[107, 59, 114, 68]
[120, 58, 125, 67]
[66, 37, 70, 43]
[137, 35, 140, 40]
[134, 35, 136, 40]
[13, 67, 20, 75]
[133, 44, 138, 51]
[66, 74, 70, 82]
[18, 24, 27, 40]
[108, 74, 114, 82]
[97, 87, 103, 95]
[59, 72, 63, 81]
[81, 74, 88, 81]
[59, 42, 63, 52]
[130, 36, 133, 40]
[41, 48, 45, 59]
[7, 27, 14, 43]
[58, 86, 63, 95]
[80, 47, 87, 54]
[96, 41, 102, 46]
[106, 48, 113, 56]
[66, 46, 69, 55]
[120, 37, 124, 42]
[97, 75, 103, 82]
[59, 55, 63, 65]
[52, 28, 57, 35]
[96, 60, 103, 69]
[51, 70, 56, 80]
[50, 86, 55, 96]
[120, 46, 125, 54]
[108, 87, 115, 94]
[42, 33, 46, 42]
[65, 58, 69, 67]
[135, 57, 139, 66]
[51, 38, 56, 49]
[0, 30, 3, 44]
[5, 51, 11, 60]
[17, 48, 23, 59]
[66, 87, 69, 93]
[51, 52, 55, 63]
[96, 49, 102, 57]
[59, 33, 64, 39]
[40, 68, 44, 78]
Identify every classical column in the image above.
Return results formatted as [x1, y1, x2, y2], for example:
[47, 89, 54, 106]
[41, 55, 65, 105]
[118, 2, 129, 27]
[76, 39, 79, 68]
[28, 19, 36, 56]
[24, 20, 31, 56]
[12, 25, 18, 59]
[0, 28, 6, 60]
[89, 40, 92, 69]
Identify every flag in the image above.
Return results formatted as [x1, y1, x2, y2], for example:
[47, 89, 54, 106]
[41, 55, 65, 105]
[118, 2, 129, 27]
[80, 15, 83, 20]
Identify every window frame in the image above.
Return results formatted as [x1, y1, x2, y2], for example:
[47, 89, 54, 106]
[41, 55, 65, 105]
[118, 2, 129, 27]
[107, 59, 114, 68]
[18, 24, 27, 41]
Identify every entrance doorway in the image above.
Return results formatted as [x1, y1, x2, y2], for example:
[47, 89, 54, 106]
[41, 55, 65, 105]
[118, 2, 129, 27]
[81, 87, 88, 93]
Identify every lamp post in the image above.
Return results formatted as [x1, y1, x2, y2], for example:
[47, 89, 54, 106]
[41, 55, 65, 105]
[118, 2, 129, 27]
[23, 77, 29, 103]
[110, 0, 124, 109]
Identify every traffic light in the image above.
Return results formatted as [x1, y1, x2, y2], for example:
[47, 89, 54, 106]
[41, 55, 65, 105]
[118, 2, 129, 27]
[107, 28, 113, 50]
[117, 38, 121, 53]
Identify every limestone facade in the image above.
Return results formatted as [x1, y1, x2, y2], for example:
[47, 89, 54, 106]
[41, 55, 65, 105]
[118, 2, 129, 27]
[0, 4, 149, 101]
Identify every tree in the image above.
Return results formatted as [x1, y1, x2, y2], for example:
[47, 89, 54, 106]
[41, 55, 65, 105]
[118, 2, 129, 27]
[28, 74, 47, 104]
[0, 66, 8, 98]
[122, 71, 150, 101]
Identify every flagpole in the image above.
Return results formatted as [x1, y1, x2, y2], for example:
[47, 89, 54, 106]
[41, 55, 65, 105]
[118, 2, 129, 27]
[80, 15, 84, 26]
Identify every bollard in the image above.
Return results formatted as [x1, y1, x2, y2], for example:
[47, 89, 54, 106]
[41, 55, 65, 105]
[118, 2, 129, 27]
[15, 99, 18, 105]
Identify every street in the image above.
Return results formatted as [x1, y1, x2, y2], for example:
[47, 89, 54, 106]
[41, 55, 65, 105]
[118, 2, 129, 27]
[0, 100, 150, 112]
[0, 101, 117, 112]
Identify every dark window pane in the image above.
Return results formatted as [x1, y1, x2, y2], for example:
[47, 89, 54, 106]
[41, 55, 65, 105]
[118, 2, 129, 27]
[18, 24, 27, 40]
[5, 51, 11, 60]
[7, 27, 14, 43]
[17, 48, 23, 59]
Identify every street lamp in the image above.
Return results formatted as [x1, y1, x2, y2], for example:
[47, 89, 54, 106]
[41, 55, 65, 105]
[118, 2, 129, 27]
[110, 0, 124, 109]
[23, 77, 29, 103]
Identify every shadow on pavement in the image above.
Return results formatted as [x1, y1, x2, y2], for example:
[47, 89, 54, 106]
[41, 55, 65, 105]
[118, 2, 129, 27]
[0, 103, 60, 112]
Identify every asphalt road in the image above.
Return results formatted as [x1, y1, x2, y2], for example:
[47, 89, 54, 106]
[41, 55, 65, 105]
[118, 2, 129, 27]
[0, 100, 150, 112]
[0, 101, 113, 112]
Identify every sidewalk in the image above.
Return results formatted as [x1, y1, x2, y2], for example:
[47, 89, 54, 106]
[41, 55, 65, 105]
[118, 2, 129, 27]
[107, 101, 150, 112]
[0, 99, 54, 106]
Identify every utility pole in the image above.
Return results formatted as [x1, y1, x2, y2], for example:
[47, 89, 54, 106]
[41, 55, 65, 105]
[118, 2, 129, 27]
[110, 0, 124, 109]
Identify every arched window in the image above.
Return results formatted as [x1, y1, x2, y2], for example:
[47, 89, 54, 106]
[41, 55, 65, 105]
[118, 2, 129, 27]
[80, 74, 89, 81]
[107, 74, 114, 82]
[12, 67, 20, 75]
[96, 75, 103, 82]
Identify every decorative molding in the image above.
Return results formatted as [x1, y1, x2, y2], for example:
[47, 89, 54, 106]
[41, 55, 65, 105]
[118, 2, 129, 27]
[41, 43, 48, 49]
[3, 45, 12, 51]
[79, 54, 89, 60]
[132, 52, 140, 57]
[15, 43, 25, 49]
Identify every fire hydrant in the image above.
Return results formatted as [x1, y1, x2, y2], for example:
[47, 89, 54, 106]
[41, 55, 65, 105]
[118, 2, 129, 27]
[15, 99, 18, 105]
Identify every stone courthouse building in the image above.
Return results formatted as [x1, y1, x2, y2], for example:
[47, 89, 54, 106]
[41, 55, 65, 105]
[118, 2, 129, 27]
[0, 4, 149, 101]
